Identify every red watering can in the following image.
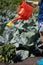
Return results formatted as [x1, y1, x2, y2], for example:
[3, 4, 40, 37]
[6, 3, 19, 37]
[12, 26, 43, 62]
[7, 1, 33, 26]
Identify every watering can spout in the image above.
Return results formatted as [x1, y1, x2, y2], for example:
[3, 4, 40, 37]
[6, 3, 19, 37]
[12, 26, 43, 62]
[6, 16, 22, 27]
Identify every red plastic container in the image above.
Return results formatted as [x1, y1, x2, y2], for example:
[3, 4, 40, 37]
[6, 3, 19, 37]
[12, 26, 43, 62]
[12, 1, 34, 22]
[17, 1, 33, 20]
[7, 2, 34, 25]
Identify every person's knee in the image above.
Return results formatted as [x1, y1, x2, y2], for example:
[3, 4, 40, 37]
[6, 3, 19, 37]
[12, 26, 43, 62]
[40, 32, 43, 42]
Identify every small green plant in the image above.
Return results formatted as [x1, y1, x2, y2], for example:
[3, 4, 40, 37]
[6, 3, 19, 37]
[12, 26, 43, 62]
[0, 44, 16, 63]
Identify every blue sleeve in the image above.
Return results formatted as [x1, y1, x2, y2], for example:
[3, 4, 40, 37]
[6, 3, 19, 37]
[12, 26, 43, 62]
[38, 0, 42, 6]
[38, 0, 43, 22]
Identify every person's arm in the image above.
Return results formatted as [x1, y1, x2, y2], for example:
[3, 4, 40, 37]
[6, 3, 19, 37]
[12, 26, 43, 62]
[26, 1, 38, 6]
[32, 1, 38, 5]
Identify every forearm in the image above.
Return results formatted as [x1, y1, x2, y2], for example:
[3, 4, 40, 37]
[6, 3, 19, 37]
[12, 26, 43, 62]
[26, 1, 38, 6]
[32, 1, 38, 5]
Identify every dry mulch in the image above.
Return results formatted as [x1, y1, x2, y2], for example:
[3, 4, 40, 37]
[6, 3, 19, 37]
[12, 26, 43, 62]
[0, 57, 43, 65]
